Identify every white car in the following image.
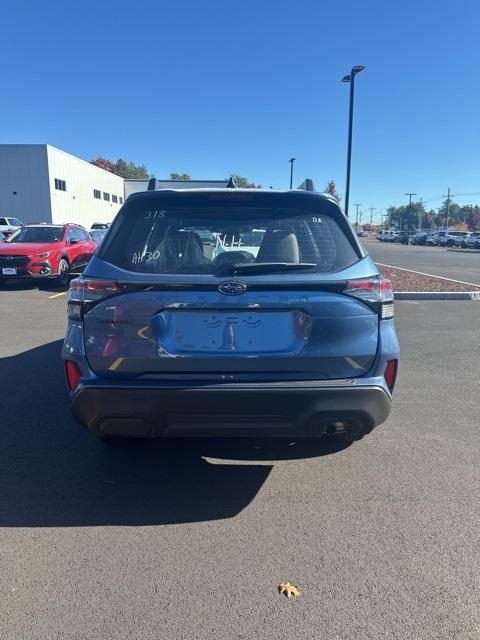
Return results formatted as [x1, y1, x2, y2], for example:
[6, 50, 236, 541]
[0, 216, 23, 237]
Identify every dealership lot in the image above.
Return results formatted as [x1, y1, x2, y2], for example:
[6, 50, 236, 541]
[367, 240, 480, 285]
[1, 287, 480, 639]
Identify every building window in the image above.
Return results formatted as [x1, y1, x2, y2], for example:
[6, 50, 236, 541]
[54, 178, 67, 191]
[93, 189, 101, 199]
[103, 192, 110, 201]
[119, 197, 123, 204]
[112, 195, 118, 203]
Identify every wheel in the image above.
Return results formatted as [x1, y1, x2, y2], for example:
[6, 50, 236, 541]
[55, 258, 70, 288]
[446, 240, 454, 247]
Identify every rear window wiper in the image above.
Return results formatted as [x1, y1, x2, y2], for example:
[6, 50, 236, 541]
[222, 262, 317, 275]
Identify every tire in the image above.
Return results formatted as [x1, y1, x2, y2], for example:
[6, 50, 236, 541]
[0, 278, 6, 288]
[55, 258, 70, 288]
[446, 240, 454, 247]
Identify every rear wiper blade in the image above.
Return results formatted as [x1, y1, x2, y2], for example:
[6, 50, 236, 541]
[223, 262, 317, 275]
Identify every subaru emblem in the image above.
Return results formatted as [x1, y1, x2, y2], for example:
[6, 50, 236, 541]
[218, 281, 247, 295]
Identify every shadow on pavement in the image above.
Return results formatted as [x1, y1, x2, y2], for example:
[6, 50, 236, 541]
[0, 340, 345, 528]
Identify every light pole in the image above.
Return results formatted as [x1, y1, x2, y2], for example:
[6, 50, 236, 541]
[354, 203, 362, 232]
[341, 65, 365, 217]
[405, 193, 416, 232]
[288, 158, 296, 190]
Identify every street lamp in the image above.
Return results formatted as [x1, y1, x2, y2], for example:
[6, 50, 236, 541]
[341, 65, 365, 217]
[288, 158, 296, 190]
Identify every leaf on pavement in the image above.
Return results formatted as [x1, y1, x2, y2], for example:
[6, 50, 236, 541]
[278, 581, 301, 598]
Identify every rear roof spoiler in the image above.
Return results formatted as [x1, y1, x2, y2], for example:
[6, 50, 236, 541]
[297, 179, 316, 192]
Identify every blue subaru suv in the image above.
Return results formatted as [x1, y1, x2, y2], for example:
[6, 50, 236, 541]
[63, 187, 399, 444]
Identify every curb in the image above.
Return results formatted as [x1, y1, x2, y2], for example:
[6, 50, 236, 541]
[394, 291, 480, 300]
[446, 248, 480, 254]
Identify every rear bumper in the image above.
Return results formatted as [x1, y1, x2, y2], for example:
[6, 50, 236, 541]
[70, 380, 392, 439]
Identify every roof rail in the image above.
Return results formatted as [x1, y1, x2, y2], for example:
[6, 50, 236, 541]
[297, 179, 316, 192]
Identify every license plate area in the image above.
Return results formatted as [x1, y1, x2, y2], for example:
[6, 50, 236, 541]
[151, 310, 312, 356]
[2, 267, 17, 276]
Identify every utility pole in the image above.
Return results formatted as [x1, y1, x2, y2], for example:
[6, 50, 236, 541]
[369, 206, 375, 228]
[418, 198, 423, 232]
[442, 187, 451, 230]
[405, 193, 416, 232]
[354, 203, 362, 232]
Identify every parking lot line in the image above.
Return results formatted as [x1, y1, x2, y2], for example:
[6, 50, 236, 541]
[48, 291, 68, 299]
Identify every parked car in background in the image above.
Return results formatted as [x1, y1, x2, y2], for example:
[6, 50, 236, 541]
[451, 232, 470, 247]
[394, 231, 410, 244]
[63, 188, 399, 446]
[411, 232, 428, 245]
[89, 228, 108, 246]
[0, 223, 96, 287]
[436, 231, 468, 247]
[465, 232, 480, 249]
[90, 222, 110, 230]
[386, 231, 400, 242]
[0, 216, 23, 237]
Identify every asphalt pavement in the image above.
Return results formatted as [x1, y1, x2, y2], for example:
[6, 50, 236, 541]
[366, 240, 480, 285]
[1, 285, 480, 639]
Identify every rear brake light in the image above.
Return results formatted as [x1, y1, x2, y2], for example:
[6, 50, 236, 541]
[344, 276, 394, 319]
[65, 360, 81, 391]
[67, 278, 122, 320]
[384, 359, 398, 392]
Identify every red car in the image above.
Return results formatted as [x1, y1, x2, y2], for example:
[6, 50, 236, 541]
[0, 223, 97, 287]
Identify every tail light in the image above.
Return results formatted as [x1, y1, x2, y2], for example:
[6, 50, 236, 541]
[343, 276, 394, 319]
[384, 359, 398, 392]
[65, 360, 81, 391]
[67, 278, 122, 320]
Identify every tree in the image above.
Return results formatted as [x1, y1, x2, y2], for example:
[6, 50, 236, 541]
[90, 157, 117, 173]
[229, 175, 256, 188]
[465, 205, 480, 231]
[170, 172, 192, 181]
[437, 198, 461, 228]
[90, 157, 150, 179]
[115, 159, 149, 179]
[386, 201, 428, 231]
[324, 180, 341, 203]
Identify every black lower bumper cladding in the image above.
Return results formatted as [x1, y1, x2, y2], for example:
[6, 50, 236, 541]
[71, 382, 391, 439]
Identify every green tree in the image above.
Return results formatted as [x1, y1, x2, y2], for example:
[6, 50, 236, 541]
[170, 172, 192, 181]
[229, 175, 257, 188]
[324, 180, 341, 203]
[115, 159, 149, 179]
[437, 198, 461, 228]
[387, 201, 428, 230]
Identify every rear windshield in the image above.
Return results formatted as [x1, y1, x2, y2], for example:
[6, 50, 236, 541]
[6, 227, 63, 243]
[100, 203, 359, 275]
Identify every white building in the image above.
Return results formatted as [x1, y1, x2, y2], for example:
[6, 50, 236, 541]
[0, 144, 124, 228]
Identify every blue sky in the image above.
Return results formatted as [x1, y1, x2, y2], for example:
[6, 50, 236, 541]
[2, 0, 478, 222]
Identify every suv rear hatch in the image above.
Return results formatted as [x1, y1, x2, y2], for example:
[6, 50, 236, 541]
[72, 191, 387, 380]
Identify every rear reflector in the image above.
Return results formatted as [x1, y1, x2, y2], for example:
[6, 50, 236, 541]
[384, 359, 398, 392]
[65, 360, 81, 391]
